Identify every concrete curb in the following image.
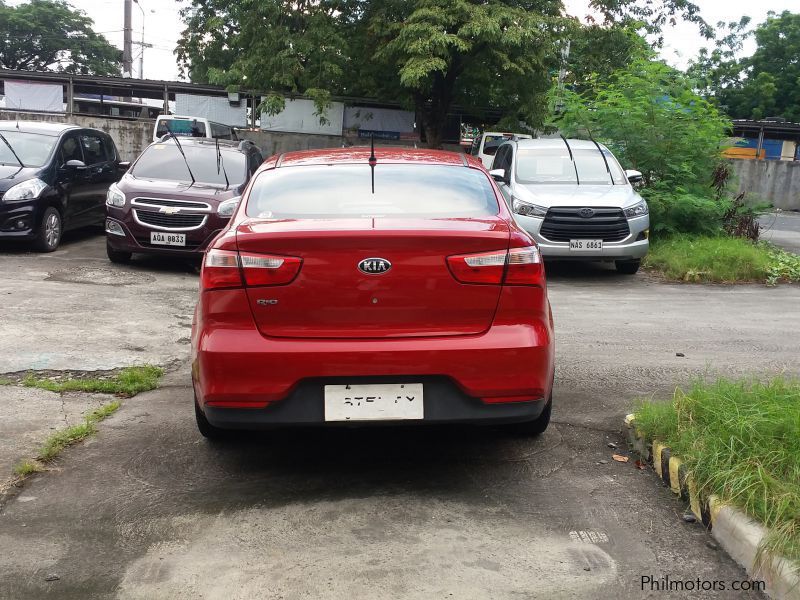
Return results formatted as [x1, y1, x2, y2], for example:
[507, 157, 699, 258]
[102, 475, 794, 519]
[624, 414, 800, 600]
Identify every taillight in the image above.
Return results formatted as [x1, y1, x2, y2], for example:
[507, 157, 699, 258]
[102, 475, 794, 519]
[201, 249, 302, 290]
[202, 249, 242, 290]
[240, 253, 302, 287]
[447, 246, 543, 286]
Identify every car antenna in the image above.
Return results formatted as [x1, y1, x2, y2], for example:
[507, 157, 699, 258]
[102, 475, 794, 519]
[163, 121, 196, 185]
[369, 133, 377, 194]
[0, 131, 24, 167]
[216, 138, 230, 190]
[559, 135, 580, 185]
[589, 137, 614, 184]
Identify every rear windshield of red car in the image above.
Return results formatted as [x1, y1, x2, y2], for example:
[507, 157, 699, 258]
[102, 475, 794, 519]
[245, 164, 499, 219]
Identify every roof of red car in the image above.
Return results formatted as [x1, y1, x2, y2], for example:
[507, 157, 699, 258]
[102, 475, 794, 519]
[270, 147, 481, 169]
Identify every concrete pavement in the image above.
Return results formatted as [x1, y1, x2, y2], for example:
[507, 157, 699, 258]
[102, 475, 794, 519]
[2, 234, 799, 599]
[759, 210, 800, 255]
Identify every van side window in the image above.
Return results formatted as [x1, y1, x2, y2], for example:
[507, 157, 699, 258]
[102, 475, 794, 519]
[59, 137, 83, 166]
[248, 151, 263, 175]
[80, 134, 109, 165]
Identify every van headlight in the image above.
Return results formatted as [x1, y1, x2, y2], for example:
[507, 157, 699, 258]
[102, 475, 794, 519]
[106, 184, 126, 208]
[624, 200, 648, 218]
[3, 178, 47, 202]
[513, 199, 548, 218]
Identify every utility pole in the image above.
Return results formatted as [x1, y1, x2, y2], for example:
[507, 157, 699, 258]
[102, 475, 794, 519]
[123, 0, 133, 78]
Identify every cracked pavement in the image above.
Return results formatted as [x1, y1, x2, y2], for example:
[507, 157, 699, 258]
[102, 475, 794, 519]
[1, 234, 799, 599]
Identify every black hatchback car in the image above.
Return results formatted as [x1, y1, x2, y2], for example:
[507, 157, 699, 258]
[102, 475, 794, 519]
[0, 121, 127, 252]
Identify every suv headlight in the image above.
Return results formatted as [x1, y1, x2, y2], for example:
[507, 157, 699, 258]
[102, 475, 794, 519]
[513, 198, 548, 218]
[218, 196, 241, 218]
[623, 200, 648, 218]
[3, 178, 48, 203]
[106, 184, 126, 208]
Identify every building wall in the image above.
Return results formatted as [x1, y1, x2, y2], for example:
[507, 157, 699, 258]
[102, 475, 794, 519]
[0, 111, 152, 162]
[730, 158, 800, 210]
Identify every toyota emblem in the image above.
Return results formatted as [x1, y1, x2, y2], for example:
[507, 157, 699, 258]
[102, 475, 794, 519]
[579, 208, 595, 218]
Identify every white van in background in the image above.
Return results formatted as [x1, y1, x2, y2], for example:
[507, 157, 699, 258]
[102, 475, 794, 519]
[153, 115, 238, 143]
[470, 131, 533, 169]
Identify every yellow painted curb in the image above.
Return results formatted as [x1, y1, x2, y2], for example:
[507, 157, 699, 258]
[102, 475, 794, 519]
[668, 456, 682, 495]
[653, 441, 665, 478]
[688, 477, 703, 521]
[708, 495, 724, 523]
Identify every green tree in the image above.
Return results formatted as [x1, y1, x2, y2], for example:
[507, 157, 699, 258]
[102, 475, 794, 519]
[0, 0, 121, 75]
[552, 57, 730, 188]
[720, 11, 800, 121]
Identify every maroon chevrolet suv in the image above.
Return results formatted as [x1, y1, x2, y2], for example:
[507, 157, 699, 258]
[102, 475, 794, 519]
[104, 137, 262, 262]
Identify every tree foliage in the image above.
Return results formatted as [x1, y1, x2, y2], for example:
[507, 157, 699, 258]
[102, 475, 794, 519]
[176, 0, 727, 147]
[0, 0, 121, 75]
[552, 57, 730, 188]
[689, 11, 800, 122]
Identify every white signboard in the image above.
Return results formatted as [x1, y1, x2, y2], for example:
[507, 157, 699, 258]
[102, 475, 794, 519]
[4, 80, 63, 113]
[261, 98, 344, 136]
[174, 94, 247, 127]
[343, 106, 415, 136]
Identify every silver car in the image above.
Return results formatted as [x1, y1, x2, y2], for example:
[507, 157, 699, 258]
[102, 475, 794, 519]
[489, 138, 649, 274]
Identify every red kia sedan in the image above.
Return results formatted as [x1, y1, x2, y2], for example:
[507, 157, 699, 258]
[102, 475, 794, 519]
[191, 148, 555, 438]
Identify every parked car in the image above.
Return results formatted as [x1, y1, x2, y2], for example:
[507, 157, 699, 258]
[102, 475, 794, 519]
[470, 131, 533, 169]
[153, 115, 238, 143]
[490, 138, 648, 274]
[191, 147, 555, 438]
[0, 121, 127, 252]
[104, 137, 263, 262]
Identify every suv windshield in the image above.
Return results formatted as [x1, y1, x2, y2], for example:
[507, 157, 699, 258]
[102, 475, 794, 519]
[0, 130, 57, 167]
[516, 147, 625, 185]
[131, 143, 246, 186]
[246, 164, 499, 218]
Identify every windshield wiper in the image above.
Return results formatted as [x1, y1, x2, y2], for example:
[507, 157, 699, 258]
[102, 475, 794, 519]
[162, 122, 196, 185]
[0, 132, 25, 167]
[559, 135, 580, 185]
[590, 137, 614, 184]
[216, 138, 230, 190]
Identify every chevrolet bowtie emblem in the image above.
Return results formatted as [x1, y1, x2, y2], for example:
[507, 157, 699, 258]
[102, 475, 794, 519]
[159, 206, 181, 214]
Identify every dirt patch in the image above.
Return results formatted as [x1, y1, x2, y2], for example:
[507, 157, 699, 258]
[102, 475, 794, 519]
[46, 267, 155, 286]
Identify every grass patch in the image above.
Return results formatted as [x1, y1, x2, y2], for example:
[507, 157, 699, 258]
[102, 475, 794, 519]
[21, 365, 163, 397]
[644, 235, 772, 282]
[13, 400, 121, 479]
[13, 459, 44, 477]
[634, 378, 800, 564]
[644, 235, 800, 284]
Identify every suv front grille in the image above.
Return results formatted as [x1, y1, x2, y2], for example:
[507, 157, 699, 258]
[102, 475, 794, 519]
[540, 207, 630, 242]
[134, 210, 206, 230]
[132, 197, 211, 210]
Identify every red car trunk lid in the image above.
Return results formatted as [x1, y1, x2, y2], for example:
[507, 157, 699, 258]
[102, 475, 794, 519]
[236, 218, 510, 339]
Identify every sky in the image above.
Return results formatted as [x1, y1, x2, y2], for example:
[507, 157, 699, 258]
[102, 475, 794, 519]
[6, 0, 800, 82]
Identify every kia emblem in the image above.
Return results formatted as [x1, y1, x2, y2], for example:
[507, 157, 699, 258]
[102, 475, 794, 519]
[358, 258, 392, 275]
[579, 207, 595, 218]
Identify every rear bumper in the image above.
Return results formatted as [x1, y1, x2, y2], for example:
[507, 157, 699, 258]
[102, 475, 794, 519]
[204, 378, 549, 429]
[192, 289, 555, 428]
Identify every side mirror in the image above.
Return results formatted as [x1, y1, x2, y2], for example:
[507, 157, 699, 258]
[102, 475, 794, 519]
[489, 168, 508, 184]
[65, 159, 87, 170]
[118, 161, 131, 169]
[625, 169, 643, 184]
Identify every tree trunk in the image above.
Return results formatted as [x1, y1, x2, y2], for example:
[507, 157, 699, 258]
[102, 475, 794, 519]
[421, 59, 462, 149]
